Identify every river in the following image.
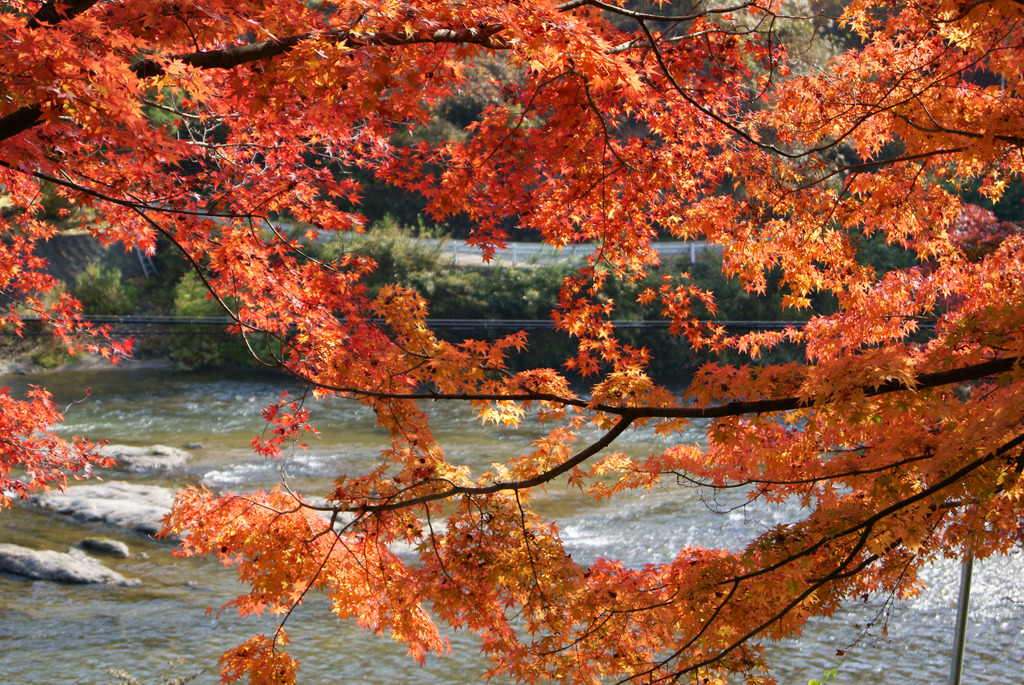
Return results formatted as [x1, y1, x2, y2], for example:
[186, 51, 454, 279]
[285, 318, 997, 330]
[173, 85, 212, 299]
[0, 364, 1020, 684]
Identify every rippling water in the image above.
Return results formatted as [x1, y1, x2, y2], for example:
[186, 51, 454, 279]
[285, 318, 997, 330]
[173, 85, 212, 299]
[0, 364, 1021, 684]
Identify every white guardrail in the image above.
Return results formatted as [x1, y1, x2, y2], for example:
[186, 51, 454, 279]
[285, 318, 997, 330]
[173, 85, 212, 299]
[425, 240, 717, 266]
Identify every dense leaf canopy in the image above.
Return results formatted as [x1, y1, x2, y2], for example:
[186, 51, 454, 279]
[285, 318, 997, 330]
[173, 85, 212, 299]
[2, 0, 1023, 682]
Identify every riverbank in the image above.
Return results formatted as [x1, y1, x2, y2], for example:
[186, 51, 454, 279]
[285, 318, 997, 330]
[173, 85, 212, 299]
[0, 333, 175, 377]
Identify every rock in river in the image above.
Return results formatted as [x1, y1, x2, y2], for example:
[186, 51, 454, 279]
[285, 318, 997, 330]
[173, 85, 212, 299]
[31, 482, 177, 538]
[0, 543, 138, 585]
[97, 443, 194, 471]
[78, 537, 131, 558]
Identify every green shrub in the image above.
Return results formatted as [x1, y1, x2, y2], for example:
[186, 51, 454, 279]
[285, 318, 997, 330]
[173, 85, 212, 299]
[172, 270, 221, 318]
[30, 339, 80, 369]
[165, 270, 280, 369]
[316, 216, 446, 288]
[73, 261, 139, 315]
[168, 270, 229, 369]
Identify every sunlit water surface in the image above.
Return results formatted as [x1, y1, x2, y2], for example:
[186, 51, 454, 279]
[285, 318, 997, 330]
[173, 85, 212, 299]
[0, 365, 1020, 684]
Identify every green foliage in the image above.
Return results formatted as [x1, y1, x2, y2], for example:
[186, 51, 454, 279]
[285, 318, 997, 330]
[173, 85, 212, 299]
[142, 88, 185, 131]
[679, 255, 837, 322]
[164, 270, 279, 369]
[37, 183, 77, 222]
[315, 225, 851, 380]
[808, 667, 839, 685]
[147, 223, 911, 379]
[172, 270, 221, 318]
[73, 261, 140, 315]
[411, 263, 572, 320]
[852, 232, 919, 274]
[29, 339, 80, 369]
[168, 270, 230, 369]
[328, 215, 447, 284]
[415, 263, 581, 371]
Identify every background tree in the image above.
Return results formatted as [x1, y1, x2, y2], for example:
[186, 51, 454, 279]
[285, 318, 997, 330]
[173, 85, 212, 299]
[2, 0, 1023, 683]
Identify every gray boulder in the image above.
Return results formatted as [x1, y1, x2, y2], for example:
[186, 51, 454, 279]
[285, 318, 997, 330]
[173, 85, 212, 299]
[31, 481, 177, 538]
[97, 444, 194, 471]
[78, 537, 130, 558]
[0, 543, 138, 585]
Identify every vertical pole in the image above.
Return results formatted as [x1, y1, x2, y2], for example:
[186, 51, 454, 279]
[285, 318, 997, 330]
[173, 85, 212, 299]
[948, 554, 973, 685]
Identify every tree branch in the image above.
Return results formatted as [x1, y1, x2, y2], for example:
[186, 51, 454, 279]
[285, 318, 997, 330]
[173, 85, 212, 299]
[328, 415, 635, 514]
[128, 24, 508, 77]
[329, 363, 1023, 515]
[304, 355, 1021, 420]
[0, 104, 46, 144]
[26, 0, 100, 29]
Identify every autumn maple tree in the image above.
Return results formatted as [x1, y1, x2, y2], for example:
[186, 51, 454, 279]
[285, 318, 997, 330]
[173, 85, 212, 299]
[3, 0, 1024, 682]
